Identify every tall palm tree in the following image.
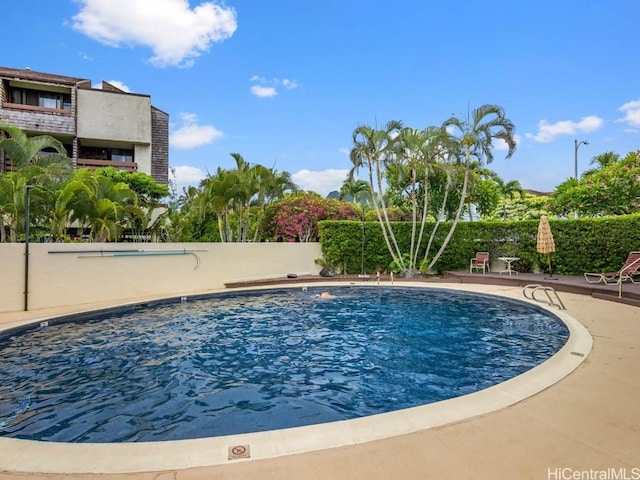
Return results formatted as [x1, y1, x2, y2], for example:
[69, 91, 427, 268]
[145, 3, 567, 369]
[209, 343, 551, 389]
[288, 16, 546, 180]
[349, 120, 405, 271]
[229, 153, 256, 242]
[390, 126, 451, 274]
[428, 104, 516, 268]
[352, 124, 455, 275]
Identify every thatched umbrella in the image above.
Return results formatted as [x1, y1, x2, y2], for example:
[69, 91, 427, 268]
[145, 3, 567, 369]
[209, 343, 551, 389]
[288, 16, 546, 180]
[537, 215, 556, 278]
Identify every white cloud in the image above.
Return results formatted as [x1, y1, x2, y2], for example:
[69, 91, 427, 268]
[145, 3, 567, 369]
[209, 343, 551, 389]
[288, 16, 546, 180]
[91, 80, 131, 91]
[72, 0, 237, 67]
[105, 80, 130, 92]
[250, 85, 277, 98]
[249, 75, 298, 97]
[338, 147, 350, 156]
[526, 116, 603, 143]
[171, 165, 206, 185]
[170, 112, 224, 149]
[282, 79, 298, 90]
[292, 168, 349, 197]
[617, 99, 640, 128]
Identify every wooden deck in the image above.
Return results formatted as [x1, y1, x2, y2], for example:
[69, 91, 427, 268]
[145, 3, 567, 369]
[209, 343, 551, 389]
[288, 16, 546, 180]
[225, 271, 640, 307]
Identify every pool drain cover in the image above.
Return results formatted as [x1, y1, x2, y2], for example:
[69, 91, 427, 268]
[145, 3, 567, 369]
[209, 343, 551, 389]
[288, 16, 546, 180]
[228, 444, 251, 460]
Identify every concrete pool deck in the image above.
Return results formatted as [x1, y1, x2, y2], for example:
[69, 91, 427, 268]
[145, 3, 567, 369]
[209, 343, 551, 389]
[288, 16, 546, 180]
[0, 282, 639, 479]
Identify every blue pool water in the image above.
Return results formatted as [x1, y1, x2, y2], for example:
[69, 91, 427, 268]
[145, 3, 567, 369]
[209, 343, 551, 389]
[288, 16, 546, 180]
[0, 287, 568, 443]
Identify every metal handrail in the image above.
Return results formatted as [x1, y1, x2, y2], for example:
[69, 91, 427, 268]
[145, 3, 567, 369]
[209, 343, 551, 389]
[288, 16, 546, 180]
[63, 248, 209, 270]
[523, 284, 566, 310]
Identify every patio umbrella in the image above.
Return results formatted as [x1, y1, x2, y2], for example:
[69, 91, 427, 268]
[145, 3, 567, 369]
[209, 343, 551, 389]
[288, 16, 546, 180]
[536, 215, 556, 278]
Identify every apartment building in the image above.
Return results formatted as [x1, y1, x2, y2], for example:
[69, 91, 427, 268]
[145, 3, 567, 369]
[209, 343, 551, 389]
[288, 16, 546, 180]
[0, 66, 168, 184]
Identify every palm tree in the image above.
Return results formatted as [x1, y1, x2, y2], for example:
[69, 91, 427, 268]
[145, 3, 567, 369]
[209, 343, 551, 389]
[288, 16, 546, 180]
[0, 172, 25, 242]
[72, 173, 136, 242]
[349, 120, 405, 271]
[339, 178, 371, 206]
[390, 126, 452, 274]
[251, 166, 296, 242]
[163, 184, 204, 242]
[126, 203, 168, 242]
[201, 167, 239, 242]
[0, 122, 69, 170]
[177, 156, 296, 243]
[428, 104, 516, 268]
[0, 175, 8, 242]
[582, 151, 620, 178]
[418, 150, 457, 269]
[0, 123, 73, 242]
[229, 153, 256, 242]
[461, 161, 489, 221]
[349, 121, 468, 276]
[227, 153, 298, 242]
[0, 164, 60, 242]
[495, 177, 523, 220]
[28, 162, 78, 240]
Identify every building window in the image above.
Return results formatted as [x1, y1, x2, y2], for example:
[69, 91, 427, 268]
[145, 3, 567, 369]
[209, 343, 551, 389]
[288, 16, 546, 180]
[111, 149, 134, 162]
[7, 86, 72, 110]
[39, 92, 58, 109]
[79, 146, 134, 162]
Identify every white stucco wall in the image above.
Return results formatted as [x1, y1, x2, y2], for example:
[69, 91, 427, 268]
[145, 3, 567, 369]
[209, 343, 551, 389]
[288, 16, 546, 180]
[0, 243, 322, 313]
[76, 89, 151, 143]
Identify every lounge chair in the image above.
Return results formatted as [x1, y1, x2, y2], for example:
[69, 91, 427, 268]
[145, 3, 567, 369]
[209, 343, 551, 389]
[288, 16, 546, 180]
[470, 252, 490, 274]
[584, 251, 640, 284]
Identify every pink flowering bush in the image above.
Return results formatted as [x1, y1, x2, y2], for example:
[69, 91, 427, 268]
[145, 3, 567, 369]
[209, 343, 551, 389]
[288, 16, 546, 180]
[271, 192, 329, 242]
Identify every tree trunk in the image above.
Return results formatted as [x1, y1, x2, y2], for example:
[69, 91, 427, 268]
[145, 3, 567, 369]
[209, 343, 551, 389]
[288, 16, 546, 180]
[428, 147, 472, 270]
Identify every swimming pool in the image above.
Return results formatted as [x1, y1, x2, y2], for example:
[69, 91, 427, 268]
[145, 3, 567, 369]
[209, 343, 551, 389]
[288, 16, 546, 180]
[0, 286, 569, 443]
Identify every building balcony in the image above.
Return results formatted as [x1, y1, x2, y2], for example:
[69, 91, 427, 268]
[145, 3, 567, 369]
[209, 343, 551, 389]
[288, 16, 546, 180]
[76, 158, 138, 172]
[0, 103, 75, 136]
[2, 102, 72, 115]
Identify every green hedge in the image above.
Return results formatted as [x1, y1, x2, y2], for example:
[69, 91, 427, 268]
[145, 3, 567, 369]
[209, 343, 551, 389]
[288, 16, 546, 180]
[318, 214, 640, 275]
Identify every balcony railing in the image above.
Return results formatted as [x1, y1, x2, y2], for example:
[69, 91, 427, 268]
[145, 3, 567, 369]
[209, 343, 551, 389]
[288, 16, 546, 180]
[1, 102, 72, 115]
[76, 158, 138, 172]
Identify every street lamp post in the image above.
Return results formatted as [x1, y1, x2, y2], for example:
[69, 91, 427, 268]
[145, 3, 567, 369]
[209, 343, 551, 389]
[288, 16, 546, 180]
[574, 139, 589, 179]
[24, 184, 33, 311]
[361, 207, 365, 275]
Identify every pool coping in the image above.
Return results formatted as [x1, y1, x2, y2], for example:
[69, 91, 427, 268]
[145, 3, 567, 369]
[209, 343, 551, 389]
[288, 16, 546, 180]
[0, 282, 592, 474]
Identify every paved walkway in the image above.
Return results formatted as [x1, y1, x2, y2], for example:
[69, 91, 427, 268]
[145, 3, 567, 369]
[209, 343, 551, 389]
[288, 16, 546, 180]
[1, 282, 639, 479]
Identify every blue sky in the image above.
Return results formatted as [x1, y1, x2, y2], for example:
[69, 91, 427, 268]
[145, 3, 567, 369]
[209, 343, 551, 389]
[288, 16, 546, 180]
[3, 0, 639, 196]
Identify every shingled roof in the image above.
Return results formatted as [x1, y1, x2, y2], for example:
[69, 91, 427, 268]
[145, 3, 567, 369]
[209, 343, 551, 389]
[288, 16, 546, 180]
[0, 66, 89, 86]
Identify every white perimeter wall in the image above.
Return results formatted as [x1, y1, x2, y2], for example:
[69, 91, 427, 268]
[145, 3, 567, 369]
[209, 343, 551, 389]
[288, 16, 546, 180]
[0, 243, 322, 313]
